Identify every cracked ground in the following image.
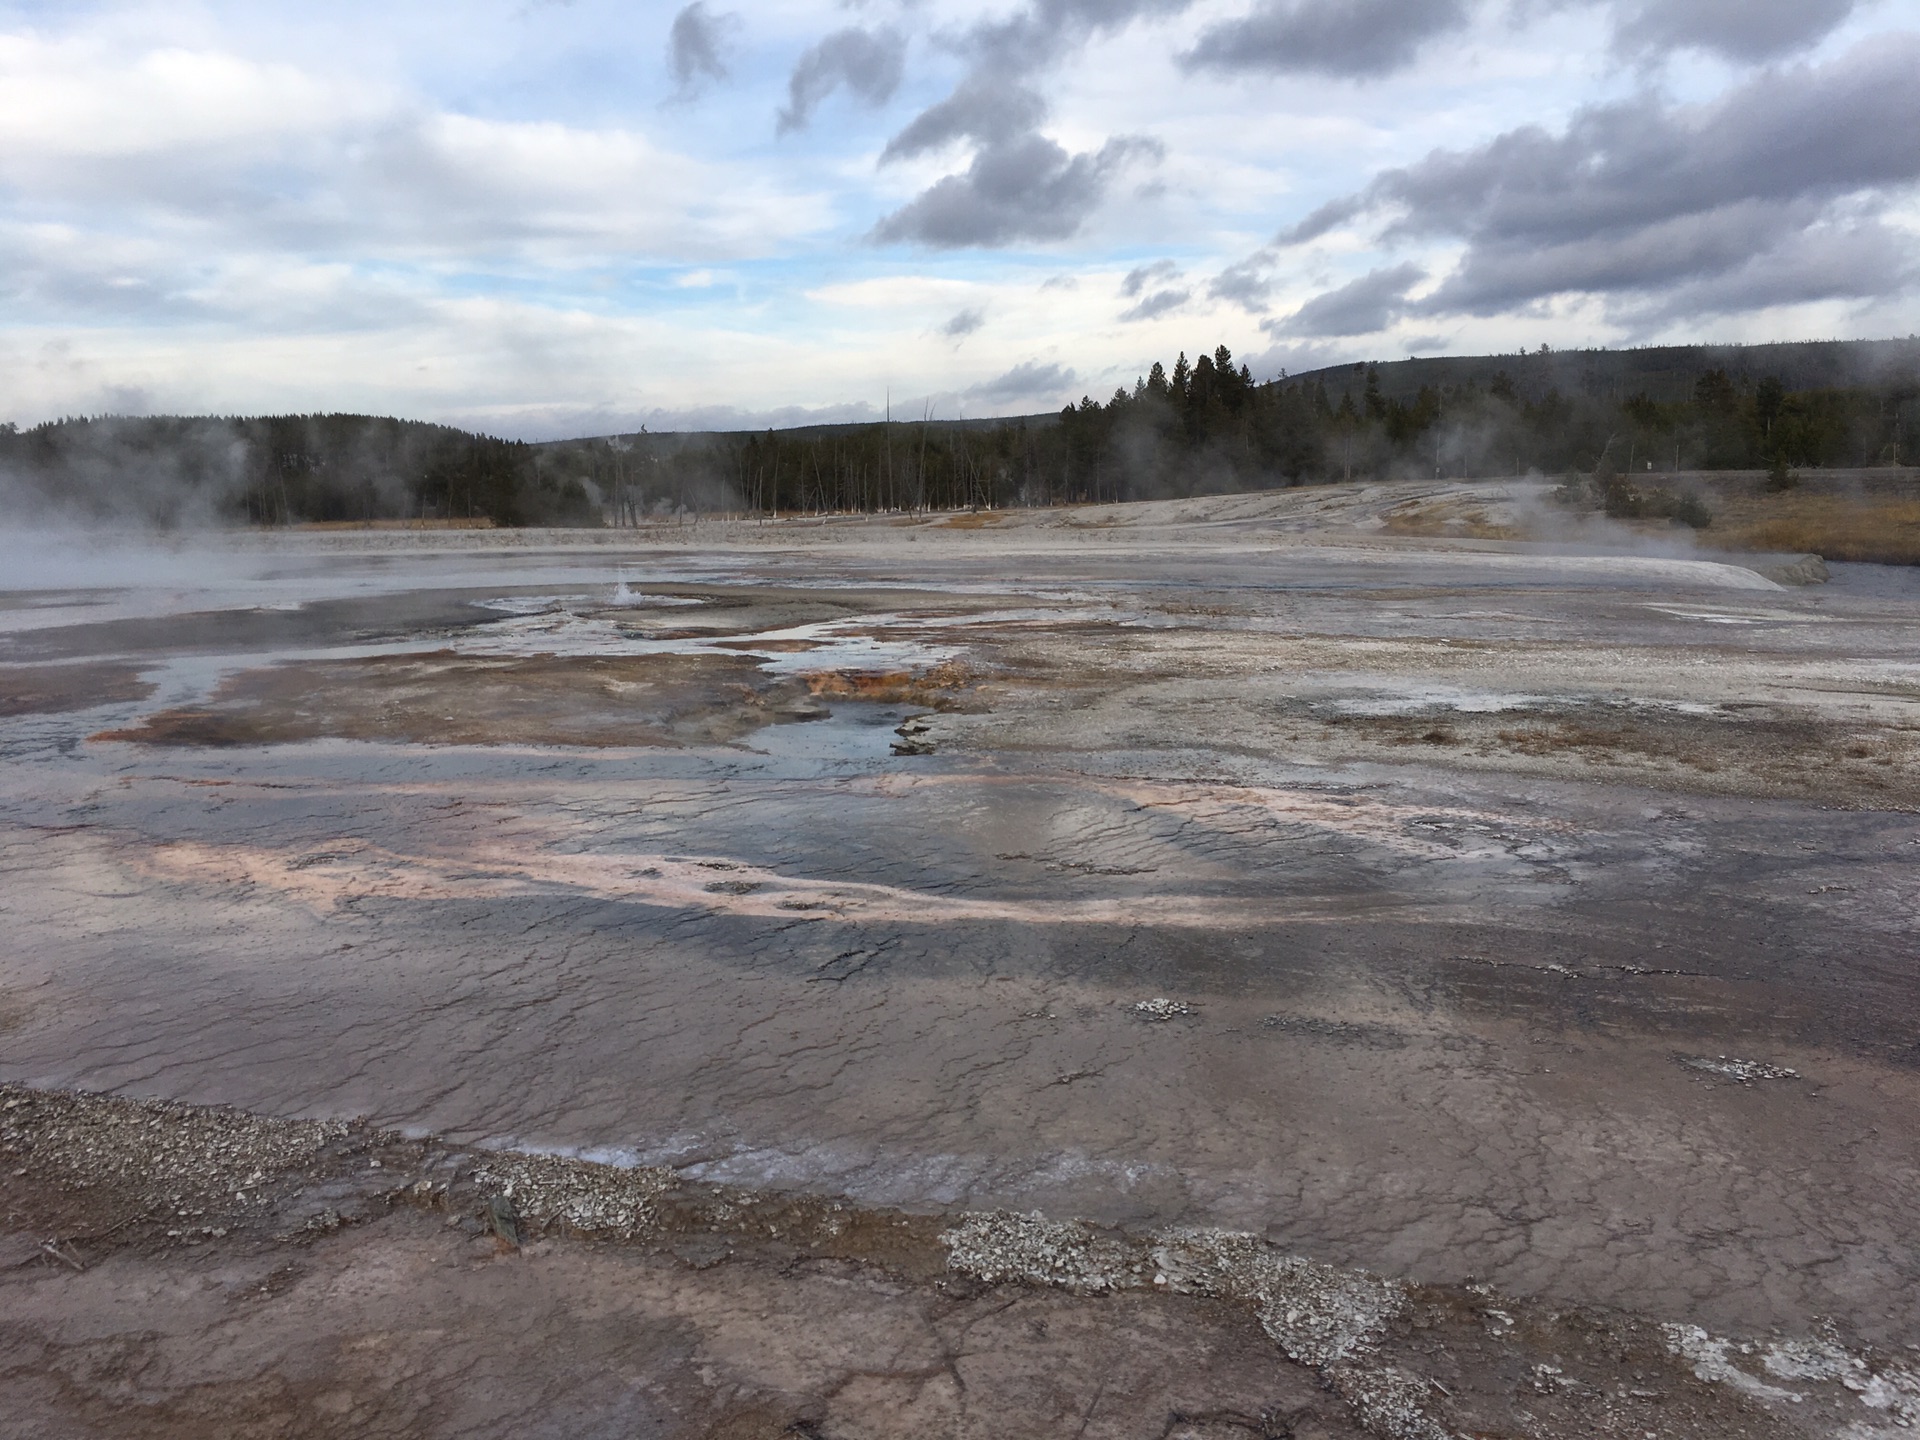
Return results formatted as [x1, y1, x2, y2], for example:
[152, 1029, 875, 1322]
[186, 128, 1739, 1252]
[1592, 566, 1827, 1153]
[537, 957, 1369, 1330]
[2, 485, 1918, 1438]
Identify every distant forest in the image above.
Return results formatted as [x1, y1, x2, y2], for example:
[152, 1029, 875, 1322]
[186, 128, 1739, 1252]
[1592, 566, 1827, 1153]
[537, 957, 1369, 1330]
[3, 338, 1917, 527]
[0, 414, 596, 529]
[533, 337, 1920, 519]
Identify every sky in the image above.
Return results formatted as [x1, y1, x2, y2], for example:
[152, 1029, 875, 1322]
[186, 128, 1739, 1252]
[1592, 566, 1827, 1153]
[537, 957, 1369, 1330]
[2, 0, 1918, 438]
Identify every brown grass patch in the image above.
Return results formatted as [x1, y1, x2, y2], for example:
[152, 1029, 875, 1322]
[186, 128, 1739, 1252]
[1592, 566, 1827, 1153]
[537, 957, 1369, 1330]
[1710, 493, 1920, 564]
[1380, 504, 1521, 541]
[1385, 725, 1459, 746]
[1492, 720, 1719, 770]
[940, 510, 1008, 529]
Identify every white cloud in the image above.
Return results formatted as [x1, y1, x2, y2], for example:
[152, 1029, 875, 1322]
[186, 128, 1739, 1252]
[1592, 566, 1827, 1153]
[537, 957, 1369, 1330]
[0, 29, 825, 266]
[0, 0, 1915, 433]
[0, 34, 371, 161]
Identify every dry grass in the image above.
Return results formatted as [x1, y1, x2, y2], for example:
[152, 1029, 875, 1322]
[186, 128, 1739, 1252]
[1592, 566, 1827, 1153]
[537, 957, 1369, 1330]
[940, 510, 1009, 529]
[1380, 503, 1521, 541]
[1491, 719, 1717, 770]
[1709, 492, 1920, 564]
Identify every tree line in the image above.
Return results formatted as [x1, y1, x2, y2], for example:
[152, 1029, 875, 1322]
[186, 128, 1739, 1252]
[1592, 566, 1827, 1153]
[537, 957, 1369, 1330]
[555, 343, 1919, 523]
[0, 413, 595, 529]
[4, 343, 1915, 528]
[1052, 346, 1920, 495]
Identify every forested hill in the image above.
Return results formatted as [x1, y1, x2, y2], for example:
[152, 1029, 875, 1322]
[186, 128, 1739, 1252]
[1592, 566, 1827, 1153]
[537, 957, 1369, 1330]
[1291, 337, 1920, 408]
[4, 338, 1917, 527]
[548, 337, 1920, 517]
[0, 413, 596, 528]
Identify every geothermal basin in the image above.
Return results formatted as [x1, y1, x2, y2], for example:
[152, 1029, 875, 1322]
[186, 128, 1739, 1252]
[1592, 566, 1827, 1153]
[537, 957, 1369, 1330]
[3, 482, 1918, 1439]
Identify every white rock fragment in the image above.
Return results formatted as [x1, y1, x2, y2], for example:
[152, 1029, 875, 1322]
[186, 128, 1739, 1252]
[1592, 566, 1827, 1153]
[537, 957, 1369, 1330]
[1764, 1335, 1868, 1383]
[1859, 1364, 1920, 1423]
[1327, 1363, 1456, 1440]
[1664, 1324, 1803, 1402]
[1154, 1228, 1405, 1368]
[1130, 997, 1192, 1022]
[1667, 1323, 1920, 1427]
[941, 1211, 1454, 1438]
[470, 1151, 673, 1240]
[940, 1210, 1135, 1293]
[1679, 1055, 1799, 1082]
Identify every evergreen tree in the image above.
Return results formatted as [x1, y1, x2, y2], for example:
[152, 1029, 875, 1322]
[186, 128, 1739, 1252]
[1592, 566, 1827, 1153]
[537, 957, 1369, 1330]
[1755, 375, 1786, 438]
[1694, 369, 1738, 415]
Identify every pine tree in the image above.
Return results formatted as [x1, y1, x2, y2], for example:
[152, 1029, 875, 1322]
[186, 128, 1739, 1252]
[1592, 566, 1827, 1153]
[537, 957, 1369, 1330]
[1191, 353, 1217, 408]
[1755, 376, 1786, 437]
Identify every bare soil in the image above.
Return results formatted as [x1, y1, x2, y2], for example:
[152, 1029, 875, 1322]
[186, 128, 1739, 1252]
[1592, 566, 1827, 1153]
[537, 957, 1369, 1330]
[91, 651, 828, 748]
[3, 1083, 1889, 1440]
[0, 662, 152, 717]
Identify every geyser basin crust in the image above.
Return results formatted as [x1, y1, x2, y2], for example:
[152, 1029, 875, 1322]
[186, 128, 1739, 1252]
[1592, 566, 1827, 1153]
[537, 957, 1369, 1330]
[1, 487, 1916, 1437]
[91, 650, 827, 749]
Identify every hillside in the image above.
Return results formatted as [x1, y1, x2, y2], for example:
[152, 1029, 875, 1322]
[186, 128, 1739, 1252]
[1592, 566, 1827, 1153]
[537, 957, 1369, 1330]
[1290, 337, 1920, 407]
[0, 413, 596, 529]
[5, 338, 1917, 528]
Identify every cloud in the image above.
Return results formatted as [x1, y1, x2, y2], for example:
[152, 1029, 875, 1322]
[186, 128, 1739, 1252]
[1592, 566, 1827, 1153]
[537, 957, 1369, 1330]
[1181, 0, 1468, 78]
[873, 0, 1191, 248]
[1120, 258, 1178, 296]
[0, 218, 438, 331]
[872, 134, 1162, 248]
[0, 35, 376, 166]
[876, 3, 1154, 164]
[1121, 287, 1189, 321]
[1620, 221, 1916, 326]
[1244, 337, 1361, 375]
[777, 27, 907, 133]
[1116, 259, 1186, 319]
[957, 0, 1196, 77]
[338, 113, 823, 259]
[942, 306, 986, 338]
[1279, 262, 1425, 335]
[0, 33, 826, 268]
[667, 3, 737, 96]
[1282, 36, 1920, 325]
[1609, 0, 1858, 62]
[10, 0, 1918, 430]
[966, 359, 1078, 405]
[881, 76, 1049, 161]
[1208, 252, 1279, 311]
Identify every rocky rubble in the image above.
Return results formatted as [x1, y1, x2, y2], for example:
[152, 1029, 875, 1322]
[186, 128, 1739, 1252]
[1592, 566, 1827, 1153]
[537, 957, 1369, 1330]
[4, 1082, 1914, 1438]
